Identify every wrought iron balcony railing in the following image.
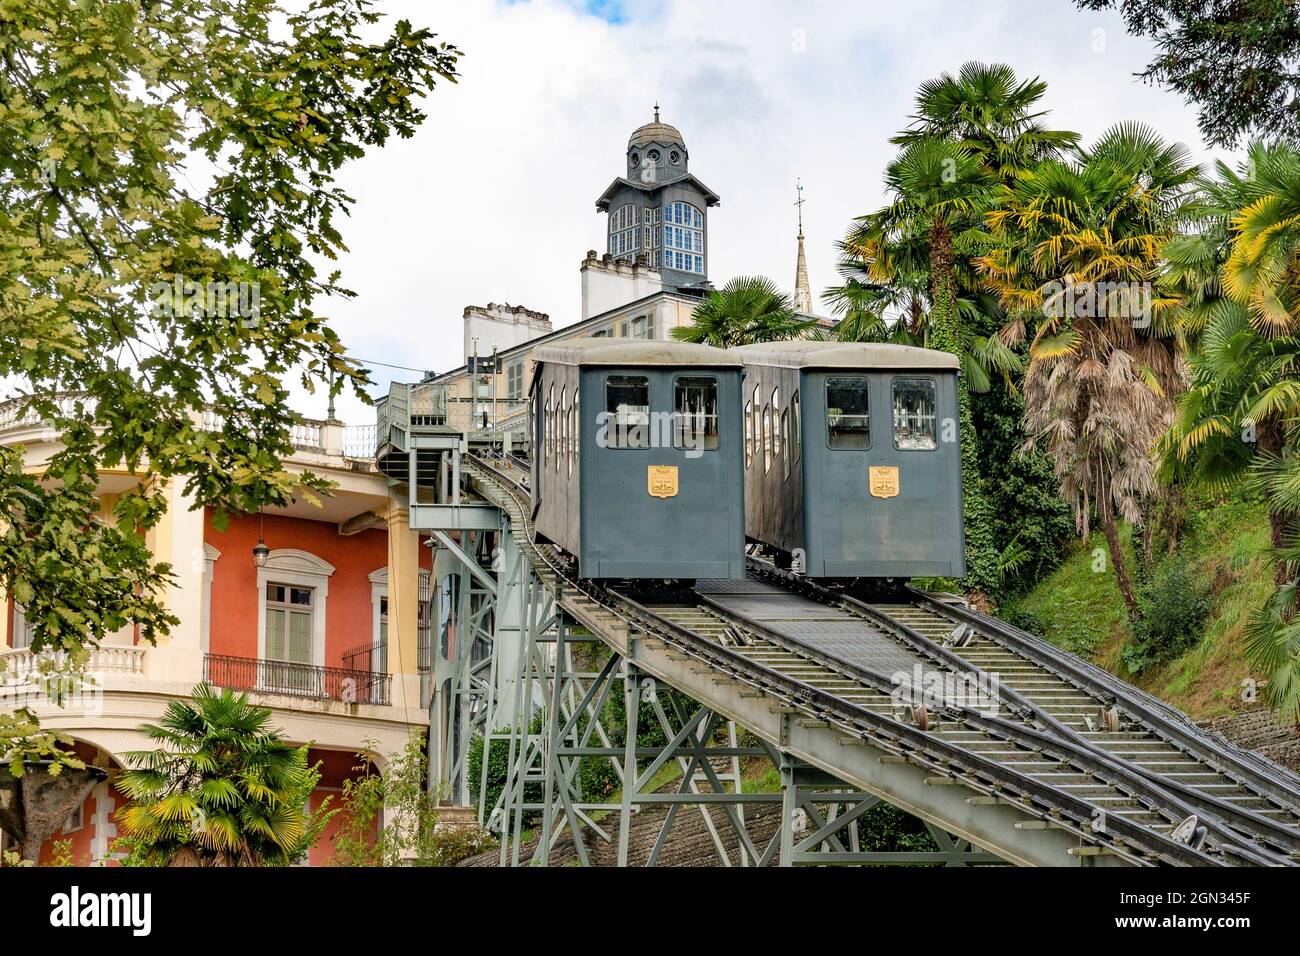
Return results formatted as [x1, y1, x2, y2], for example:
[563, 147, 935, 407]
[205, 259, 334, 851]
[203, 653, 392, 706]
[0, 393, 377, 461]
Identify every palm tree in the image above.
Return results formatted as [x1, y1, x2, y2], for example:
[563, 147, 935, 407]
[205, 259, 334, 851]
[823, 212, 930, 345]
[1158, 142, 1300, 719]
[825, 65, 1075, 600]
[670, 276, 815, 347]
[842, 138, 1008, 595]
[894, 61, 1081, 182]
[981, 122, 1198, 615]
[116, 684, 326, 866]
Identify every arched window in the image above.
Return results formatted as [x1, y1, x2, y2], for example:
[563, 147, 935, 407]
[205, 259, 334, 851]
[662, 202, 704, 274]
[558, 387, 566, 473]
[546, 384, 555, 466]
[791, 390, 802, 464]
[762, 405, 772, 474]
[771, 386, 781, 464]
[569, 393, 578, 478]
[609, 203, 640, 257]
[256, 549, 335, 689]
[743, 399, 753, 469]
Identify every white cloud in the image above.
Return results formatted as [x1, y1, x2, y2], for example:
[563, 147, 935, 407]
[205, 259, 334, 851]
[318, 0, 1234, 426]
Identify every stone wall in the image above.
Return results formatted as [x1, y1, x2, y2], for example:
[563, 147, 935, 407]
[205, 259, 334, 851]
[1200, 708, 1300, 772]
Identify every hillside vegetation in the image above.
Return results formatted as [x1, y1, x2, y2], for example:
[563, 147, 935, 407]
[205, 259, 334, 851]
[1006, 491, 1273, 720]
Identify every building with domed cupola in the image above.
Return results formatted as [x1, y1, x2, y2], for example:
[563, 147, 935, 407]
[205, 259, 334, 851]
[411, 107, 825, 444]
[595, 106, 721, 290]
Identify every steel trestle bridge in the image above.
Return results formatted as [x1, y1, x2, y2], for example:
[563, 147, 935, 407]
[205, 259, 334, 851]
[381, 420, 1300, 867]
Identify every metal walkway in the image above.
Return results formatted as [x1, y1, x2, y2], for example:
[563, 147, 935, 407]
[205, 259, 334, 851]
[423, 452, 1300, 866]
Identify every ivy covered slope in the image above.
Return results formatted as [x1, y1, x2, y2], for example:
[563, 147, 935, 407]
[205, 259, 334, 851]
[1008, 490, 1274, 721]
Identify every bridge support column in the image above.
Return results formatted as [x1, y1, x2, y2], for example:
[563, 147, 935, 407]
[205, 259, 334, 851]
[773, 755, 1002, 866]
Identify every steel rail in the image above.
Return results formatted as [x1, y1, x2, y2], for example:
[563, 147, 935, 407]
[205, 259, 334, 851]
[687, 584, 1290, 866]
[742, 560, 1300, 858]
[461, 454, 1255, 866]
[604, 589, 1221, 867]
[905, 586, 1300, 813]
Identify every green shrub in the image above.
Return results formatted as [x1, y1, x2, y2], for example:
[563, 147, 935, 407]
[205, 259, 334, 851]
[969, 310, 1075, 601]
[468, 720, 543, 830]
[1122, 554, 1211, 674]
[1002, 605, 1047, 637]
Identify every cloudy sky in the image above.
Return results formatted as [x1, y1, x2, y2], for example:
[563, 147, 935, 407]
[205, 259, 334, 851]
[319, 0, 1230, 424]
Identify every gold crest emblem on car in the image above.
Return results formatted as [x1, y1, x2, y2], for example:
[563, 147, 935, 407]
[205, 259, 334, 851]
[647, 465, 679, 499]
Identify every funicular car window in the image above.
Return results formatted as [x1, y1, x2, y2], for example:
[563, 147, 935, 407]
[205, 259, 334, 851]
[762, 405, 772, 472]
[674, 376, 718, 450]
[782, 409, 791, 477]
[606, 374, 650, 449]
[744, 400, 753, 468]
[826, 377, 870, 449]
[893, 377, 937, 450]
[553, 387, 564, 473]
[771, 387, 781, 463]
[545, 384, 553, 465]
[791, 390, 801, 463]
[569, 394, 578, 477]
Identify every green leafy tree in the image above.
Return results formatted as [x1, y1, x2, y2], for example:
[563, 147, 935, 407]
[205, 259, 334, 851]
[1158, 143, 1300, 719]
[1076, 0, 1300, 148]
[966, 311, 1075, 594]
[823, 214, 932, 346]
[115, 684, 332, 866]
[981, 123, 1198, 615]
[0, 707, 86, 778]
[0, 0, 459, 657]
[670, 276, 815, 347]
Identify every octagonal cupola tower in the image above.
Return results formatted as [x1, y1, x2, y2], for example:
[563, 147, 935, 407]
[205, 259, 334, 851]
[596, 105, 721, 291]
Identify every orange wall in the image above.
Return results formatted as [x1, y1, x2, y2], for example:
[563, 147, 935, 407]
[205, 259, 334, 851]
[205, 510, 391, 668]
[36, 783, 116, 866]
[309, 747, 378, 866]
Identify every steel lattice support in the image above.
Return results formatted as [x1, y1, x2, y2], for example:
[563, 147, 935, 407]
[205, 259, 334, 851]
[775, 756, 1001, 866]
[415, 478, 1008, 867]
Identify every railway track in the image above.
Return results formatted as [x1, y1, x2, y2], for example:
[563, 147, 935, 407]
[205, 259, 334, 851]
[463, 452, 1300, 866]
[745, 563, 1300, 855]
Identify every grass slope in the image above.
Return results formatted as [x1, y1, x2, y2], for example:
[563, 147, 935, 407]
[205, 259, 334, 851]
[1007, 494, 1272, 720]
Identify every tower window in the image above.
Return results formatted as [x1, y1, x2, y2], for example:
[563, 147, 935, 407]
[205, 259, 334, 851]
[669, 150, 681, 165]
[662, 202, 704, 273]
[609, 203, 640, 258]
[630, 152, 640, 167]
[648, 149, 661, 162]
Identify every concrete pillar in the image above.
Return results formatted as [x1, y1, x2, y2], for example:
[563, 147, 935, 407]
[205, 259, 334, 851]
[321, 419, 344, 457]
[146, 480, 205, 683]
[490, 526, 527, 732]
[385, 505, 422, 713]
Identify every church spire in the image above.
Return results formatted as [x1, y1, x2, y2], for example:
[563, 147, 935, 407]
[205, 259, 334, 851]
[794, 179, 812, 315]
